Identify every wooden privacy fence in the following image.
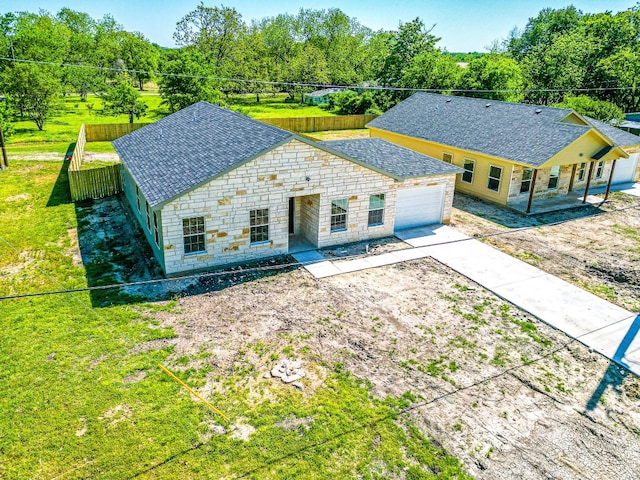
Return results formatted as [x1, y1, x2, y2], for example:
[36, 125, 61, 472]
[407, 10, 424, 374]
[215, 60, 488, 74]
[85, 122, 150, 142]
[68, 164, 122, 201]
[68, 123, 132, 201]
[258, 114, 378, 133]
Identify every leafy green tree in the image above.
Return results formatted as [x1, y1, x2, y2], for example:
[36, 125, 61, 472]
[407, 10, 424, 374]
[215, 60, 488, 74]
[401, 49, 461, 92]
[286, 44, 329, 102]
[99, 74, 147, 123]
[173, 3, 245, 74]
[378, 18, 440, 87]
[119, 31, 160, 90]
[521, 32, 595, 104]
[329, 90, 381, 114]
[507, 6, 582, 60]
[158, 49, 224, 112]
[2, 63, 61, 130]
[0, 99, 15, 137]
[593, 48, 640, 112]
[554, 94, 624, 123]
[460, 54, 523, 102]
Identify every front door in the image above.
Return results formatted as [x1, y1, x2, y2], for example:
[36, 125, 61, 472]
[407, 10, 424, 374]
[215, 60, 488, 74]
[288, 197, 295, 234]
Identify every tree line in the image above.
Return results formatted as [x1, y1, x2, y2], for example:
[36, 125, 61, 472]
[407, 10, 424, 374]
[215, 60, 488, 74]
[1, 3, 640, 131]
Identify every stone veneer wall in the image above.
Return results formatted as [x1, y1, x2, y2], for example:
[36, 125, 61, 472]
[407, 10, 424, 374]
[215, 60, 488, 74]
[157, 139, 457, 275]
[507, 161, 613, 203]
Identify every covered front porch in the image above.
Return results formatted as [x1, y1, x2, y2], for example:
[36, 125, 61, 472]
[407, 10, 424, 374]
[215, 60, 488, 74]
[508, 154, 624, 215]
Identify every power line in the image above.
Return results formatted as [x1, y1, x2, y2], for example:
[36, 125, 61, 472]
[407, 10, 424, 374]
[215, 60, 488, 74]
[0, 56, 636, 95]
[1, 198, 637, 303]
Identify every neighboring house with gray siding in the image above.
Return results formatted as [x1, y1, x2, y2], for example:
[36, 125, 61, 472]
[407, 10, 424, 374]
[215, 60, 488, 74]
[113, 102, 460, 275]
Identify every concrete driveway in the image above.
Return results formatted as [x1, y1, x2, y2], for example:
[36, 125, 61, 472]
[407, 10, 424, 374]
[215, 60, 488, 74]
[396, 225, 640, 377]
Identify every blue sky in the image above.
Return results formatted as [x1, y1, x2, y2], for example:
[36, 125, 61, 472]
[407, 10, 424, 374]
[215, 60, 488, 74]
[3, 1, 638, 52]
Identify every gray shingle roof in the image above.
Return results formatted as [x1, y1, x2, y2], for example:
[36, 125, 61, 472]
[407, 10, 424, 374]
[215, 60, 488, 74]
[113, 101, 293, 208]
[320, 138, 462, 178]
[367, 93, 594, 167]
[585, 116, 640, 147]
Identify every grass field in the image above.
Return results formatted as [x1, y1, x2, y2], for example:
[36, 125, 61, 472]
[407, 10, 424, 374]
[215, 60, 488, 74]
[0, 161, 469, 478]
[4, 92, 334, 162]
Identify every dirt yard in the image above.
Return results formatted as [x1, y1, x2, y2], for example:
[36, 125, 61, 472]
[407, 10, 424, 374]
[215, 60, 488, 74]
[84, 191, 640, 479]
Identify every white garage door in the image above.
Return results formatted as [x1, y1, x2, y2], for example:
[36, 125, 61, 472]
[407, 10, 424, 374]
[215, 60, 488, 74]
[394, 185, 444, 230]
[612, 154, 639, 184]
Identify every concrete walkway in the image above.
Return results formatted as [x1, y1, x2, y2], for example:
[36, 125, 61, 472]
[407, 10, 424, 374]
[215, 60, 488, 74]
[294, 225, 639, 376]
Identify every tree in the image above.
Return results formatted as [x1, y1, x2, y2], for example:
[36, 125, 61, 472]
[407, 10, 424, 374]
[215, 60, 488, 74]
[460, 54, 523, 102]
[378, 18, 440, 87]
[554, 95, 624, 123]
[2, 63, 61, 130]
[119, 31, 159, 90]
[173, 3, 245, 74]
[0, 99, 15, 137]
[99, 74, 147, 123]
[507, 6, 582, 60]
[286, 44, 329, 102]
[401, 49, 460, 92]
[329, 90, 381, 115]
[521, 32, 594, 104]
[158, 49, 225, 112]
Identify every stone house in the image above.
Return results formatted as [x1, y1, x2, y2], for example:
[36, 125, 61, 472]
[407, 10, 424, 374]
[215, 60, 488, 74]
[368, 93, 639, 213]
[112, 101, 460, 275]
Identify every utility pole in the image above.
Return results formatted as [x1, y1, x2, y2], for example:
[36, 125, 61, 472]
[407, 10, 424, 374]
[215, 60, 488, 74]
[0, 123, 8, 169]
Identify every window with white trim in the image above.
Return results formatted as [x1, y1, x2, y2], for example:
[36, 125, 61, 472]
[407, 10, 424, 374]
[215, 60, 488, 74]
[330, 199, 348, 232]
[183, 217, 205, 254]
[548, 165, 560, 189]
[487, 165, 503, 192]
[153, 212, 159, 246]
[578, 162, 586, 181]
[145, 201, 151, 230]
[250, 208, 269, 244]
[368, 194, 385, 226]
[520, 168, 533, 193]
[135, 185, 141, 212]
[462, 159, 475, 183]
[442, 152, 453, 163]
[595, 160, 605, 179]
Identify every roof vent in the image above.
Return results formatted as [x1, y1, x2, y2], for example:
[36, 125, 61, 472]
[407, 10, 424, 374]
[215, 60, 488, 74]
[446, 98, 452, 103]
[535, 109, 542, 114]
[159, 128, 163, 139]
[485, 103, 491, 108]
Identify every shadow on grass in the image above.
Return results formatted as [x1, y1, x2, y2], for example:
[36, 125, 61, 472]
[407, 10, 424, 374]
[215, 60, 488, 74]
[453, 192, 603, 229]
[45, 143, 75, 207]
[75, 193, 300, 308]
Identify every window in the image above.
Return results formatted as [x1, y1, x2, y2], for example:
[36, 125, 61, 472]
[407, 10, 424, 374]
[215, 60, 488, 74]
[153, 212, 159, 246]
[145, 201, 151, 230]
[595, 160, 605, 179]
[462, 159, 475, 183]
[548, 165, 560, 189]
[368, 194, 385, 226]
[442, 152, 453, 163]
[250, 208, 269, 244]
[135, 185, 141, 212]
[578, 162, 586, 181]
[487, 165, 503, 192]
[183, 217, 205, 254]
[520, 168, 533, 193]
[330, 199, 348, 232]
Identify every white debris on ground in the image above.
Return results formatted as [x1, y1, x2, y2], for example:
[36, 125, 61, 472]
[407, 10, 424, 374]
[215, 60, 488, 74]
[270, 359, 306, 385]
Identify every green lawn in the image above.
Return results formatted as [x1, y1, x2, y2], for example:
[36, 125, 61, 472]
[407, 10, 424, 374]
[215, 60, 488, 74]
[228, 93, 337, 118]
[0, 161, 470, 478]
